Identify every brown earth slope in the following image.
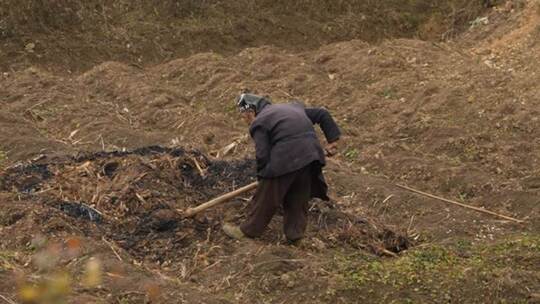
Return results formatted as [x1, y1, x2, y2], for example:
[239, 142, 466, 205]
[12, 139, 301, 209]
[0, 0, 539, 303]
[0, 0, 490, 72]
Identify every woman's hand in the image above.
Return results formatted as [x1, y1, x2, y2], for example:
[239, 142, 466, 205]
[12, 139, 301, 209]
[325, 140, 339, 157]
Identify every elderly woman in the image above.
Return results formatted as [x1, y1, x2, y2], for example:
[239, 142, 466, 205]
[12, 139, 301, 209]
[223, 93, 341, 243]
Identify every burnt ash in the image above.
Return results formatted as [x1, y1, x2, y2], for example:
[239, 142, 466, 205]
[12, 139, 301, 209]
[0, 163, 52, 193]
[72, 145, 193, 162]
[0, 146, 410, 262]
[0, 146, 256, 199]
[56, 201, 103, 223]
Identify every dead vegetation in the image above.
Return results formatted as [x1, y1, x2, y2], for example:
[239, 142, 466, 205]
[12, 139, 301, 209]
[0, 147, 411, 302]
[0, 146, 409, 259]
[1, 0, 490, 72]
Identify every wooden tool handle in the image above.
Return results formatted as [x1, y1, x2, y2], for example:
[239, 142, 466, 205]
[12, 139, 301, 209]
[396, 184, 525, 223]
[183, 181, 258, 217]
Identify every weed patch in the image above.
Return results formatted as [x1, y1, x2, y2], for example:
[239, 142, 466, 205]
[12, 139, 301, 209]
[335, 235, 540, 302]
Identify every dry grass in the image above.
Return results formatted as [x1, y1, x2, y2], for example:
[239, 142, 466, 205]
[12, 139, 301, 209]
[0, 0, 490, 71]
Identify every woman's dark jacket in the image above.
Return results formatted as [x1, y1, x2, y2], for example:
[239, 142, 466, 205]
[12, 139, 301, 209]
[249, 102, 341, 200]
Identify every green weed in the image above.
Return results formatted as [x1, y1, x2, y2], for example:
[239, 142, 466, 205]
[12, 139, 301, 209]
[0, 150, 7, 167]
[336, 234, 540, 302]
[344, 148, 359, 160]
[378, 87, 398, 100]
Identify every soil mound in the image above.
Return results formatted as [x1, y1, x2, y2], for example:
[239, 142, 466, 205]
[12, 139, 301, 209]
[0, 146, 409, 265]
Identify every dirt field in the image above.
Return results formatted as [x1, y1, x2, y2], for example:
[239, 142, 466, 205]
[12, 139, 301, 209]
[1, 0, 539, 303]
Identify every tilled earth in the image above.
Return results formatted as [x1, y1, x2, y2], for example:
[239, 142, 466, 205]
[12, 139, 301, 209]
[1, 1, 539, 303]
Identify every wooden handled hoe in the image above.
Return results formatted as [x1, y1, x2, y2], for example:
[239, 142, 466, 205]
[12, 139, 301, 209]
[182, 181, 258, 217]
[181, 159, 525, 223]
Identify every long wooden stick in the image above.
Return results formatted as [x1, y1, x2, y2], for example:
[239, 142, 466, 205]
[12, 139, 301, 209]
[183, 182, 258, 217]
[396, 184, 525, 223]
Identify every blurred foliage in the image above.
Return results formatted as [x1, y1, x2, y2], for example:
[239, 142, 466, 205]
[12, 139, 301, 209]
[14, 235, 104, 304]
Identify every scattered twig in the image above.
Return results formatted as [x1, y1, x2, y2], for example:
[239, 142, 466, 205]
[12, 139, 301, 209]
[219, 142, 237, 157]
[378, 248, 398, 258]
[135, 193, 147, 204]
[174, 120, 186, 129]
[0, 294, 17, 304]
[98, 134, 105, 151]
[102, 237, 123, 261]
[201, 260, 222, 272]
[91, 184, 101, 204]
[117, 291, 146, 297]
[382, 195, 393, 204]
[106, 272, 126, 279]
[376, 194, 394, 207]
[396, 184, 526, 223]
[190, 157, 206, 177]
[25, 100, 49, 112]
[407, 215, 415, 234]
[213, 134, 249, 158]
[30, 154, 46, 163]
[143, 265, 182, 284]
[80, 202, 104, 218]
[68, 129, 80, 140]
[133, 172, 148, 183]
[35, 187, 54, 194]
[277, 88, 294, 99]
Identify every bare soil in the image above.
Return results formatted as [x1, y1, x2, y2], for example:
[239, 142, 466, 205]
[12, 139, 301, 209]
[0, 0, 539, 303]
[0, 0, 489, 72]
